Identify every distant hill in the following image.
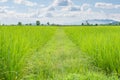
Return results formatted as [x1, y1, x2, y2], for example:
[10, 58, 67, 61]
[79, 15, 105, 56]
[84, 19, 120, 25]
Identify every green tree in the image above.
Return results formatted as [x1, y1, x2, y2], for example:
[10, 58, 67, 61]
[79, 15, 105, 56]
[86, 21, 89, 25]
[81, 23, 84, 26]
[95, 24, 98, 26]
[18, 22, 22, 26]
[47, 22, 50, 25]
[119, 22, 120, 25]
[36, 20, 40, 26]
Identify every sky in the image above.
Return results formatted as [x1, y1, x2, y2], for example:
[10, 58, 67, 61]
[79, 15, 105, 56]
[0, 0, 120, 24]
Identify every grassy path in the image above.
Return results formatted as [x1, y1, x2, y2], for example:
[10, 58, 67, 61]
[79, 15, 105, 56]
[25, 28, 118, 80]
[26, 28, 88, 79]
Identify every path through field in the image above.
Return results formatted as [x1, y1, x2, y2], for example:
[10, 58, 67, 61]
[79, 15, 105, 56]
[28, 28, 88, 79]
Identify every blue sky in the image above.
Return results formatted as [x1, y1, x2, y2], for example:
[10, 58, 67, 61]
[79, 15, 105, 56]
[0, 0, 120, 24]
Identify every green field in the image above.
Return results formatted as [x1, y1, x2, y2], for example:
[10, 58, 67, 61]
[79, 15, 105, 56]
[0, 26, 120, 80]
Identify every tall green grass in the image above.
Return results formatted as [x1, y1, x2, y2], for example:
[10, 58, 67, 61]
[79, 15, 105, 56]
[65, 26, 120, 75]
[0, 26, 56, 80]
[0, 26, 120, 80]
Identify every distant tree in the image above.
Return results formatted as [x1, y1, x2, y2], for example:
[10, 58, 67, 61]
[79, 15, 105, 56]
[25, 24, 28, 25]
[81, 23, 84, 26]
[29, 23, 32, 26]
[41, 24, 44, 26]
[18, 22, 22, 26]
[95, 24, 98, 26]
[36, 20, 40, 26]
[47, 22, 50, 25]
[86, 21, 89, 25]
[90, 24, 93, 26]
[119, 22, 120, 25]
[109, 23, 112, 25]
[51, 23, 55, 26]
[11, 24, 15, 26]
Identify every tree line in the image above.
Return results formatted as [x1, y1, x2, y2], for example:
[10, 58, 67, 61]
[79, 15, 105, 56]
[17, 20, 120, 26]
[17, 21, 50, 26]
[1, 20, 120, 26]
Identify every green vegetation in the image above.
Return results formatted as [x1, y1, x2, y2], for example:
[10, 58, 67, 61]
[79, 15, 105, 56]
[65, 26, 120, 75]
[17, 22, 22, 26]
[0, 26, 56, 80]
[36, 21, 40, 26]
[0, 26, 120, 80]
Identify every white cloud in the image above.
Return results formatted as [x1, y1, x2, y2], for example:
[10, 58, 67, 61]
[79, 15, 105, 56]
[0, 0, 7, 2]
[29, 0, 120, 22]
[0, 6, 9, 10]
[0, 9, 7, 13]
[52, 0, 73, 6]
[115, 5, 120, 8]
[44, 6, 56, 11]
[40, 0, 81, 12]
[14, 0, 37, 6]
[0, 0, 120, 24]
[108, 13, 120, 21]
[0, 6, 9, 13]
[0, 7, 35, 19]
[81, 3, 90, 11]
[95, 2, 120, 9]
[61, 5, 80, 11]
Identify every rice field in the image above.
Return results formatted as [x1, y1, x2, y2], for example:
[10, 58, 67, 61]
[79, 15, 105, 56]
[65, 26, 120, 75]
[0, 26, 120, 80]
[0, 26, 56, 80]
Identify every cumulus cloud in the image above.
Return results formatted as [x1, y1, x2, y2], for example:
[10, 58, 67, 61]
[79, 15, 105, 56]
[14, 0, 37, 6]
[52, 0, 73, 6]
[61, 5, 80, 11]
[0, 6, 9, 10]
[0, 6, 9, 13]
[108, 13, 120, 21]
[95, 2, 120, 9]
[0, 8, 7, 13]
[81, 3, 90, 11]
[0, 6, 35, 19]
[30, 0, 120, 22]
[0, 0, 120, 24]
[40, 0, 81, 13]
[44, 6, 56, 11]
[0, 0, 7, 2]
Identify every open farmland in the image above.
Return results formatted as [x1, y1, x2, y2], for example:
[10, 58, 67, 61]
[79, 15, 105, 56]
[0, 26, 120, 80]
[65, 26, 120, 74]
[0, 26, 56, 80]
